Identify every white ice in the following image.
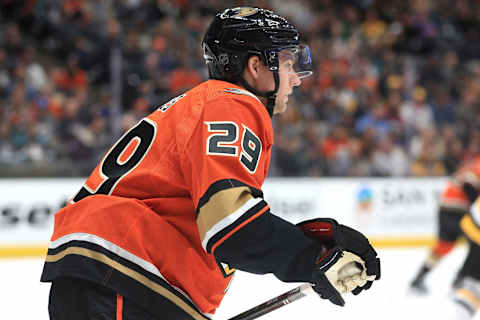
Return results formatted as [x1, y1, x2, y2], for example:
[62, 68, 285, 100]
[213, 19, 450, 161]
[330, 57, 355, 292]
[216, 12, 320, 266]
[1, 247, 478, 319]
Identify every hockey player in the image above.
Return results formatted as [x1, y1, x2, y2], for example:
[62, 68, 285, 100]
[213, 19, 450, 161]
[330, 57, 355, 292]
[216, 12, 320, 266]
[410, 156, 480, 294]
[41, 7, 380, 320]
[444, 202, 480, 319]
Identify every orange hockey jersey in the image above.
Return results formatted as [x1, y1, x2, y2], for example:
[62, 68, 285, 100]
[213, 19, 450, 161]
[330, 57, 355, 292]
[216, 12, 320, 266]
[41, 80, 317, 319]
[440, 156, 480, 213]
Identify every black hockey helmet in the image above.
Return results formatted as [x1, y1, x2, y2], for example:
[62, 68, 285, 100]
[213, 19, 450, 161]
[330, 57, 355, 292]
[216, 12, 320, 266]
[202, 7, 313, 116]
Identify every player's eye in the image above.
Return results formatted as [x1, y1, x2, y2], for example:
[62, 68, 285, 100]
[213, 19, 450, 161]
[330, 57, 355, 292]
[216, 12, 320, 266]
[284, 62, 294, 71]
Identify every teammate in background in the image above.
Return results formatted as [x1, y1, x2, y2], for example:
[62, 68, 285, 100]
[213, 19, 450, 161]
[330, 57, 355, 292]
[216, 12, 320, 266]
[410, 156, 480, 294]
[444, 203, 480, 319]
[41, 7, 380, 320]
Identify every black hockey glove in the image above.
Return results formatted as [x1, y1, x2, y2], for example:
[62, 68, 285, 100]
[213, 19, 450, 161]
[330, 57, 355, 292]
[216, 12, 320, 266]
[298, 218, 381, 296]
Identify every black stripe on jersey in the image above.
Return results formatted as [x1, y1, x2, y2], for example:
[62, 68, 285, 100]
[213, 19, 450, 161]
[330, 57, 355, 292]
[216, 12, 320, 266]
[196, 179, 263, 217]
[46, 240, 181, 289]
[205, 199, 269, 253]
[41, 240, 210, 320]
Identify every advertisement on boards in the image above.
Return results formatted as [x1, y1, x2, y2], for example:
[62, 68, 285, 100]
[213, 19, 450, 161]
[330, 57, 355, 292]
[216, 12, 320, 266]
[0, 177, 449, 255]
[263, 177, 449, 240]
[0, 178, 83, 245]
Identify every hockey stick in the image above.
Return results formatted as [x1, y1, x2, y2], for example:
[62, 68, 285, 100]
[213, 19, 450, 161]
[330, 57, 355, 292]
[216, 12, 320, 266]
[227, 284, 313, 320]
[227, 261, 368, 320]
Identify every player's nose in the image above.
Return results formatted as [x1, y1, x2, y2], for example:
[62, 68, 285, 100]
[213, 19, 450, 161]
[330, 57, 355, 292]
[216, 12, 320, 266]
[291, 73, 301, 87]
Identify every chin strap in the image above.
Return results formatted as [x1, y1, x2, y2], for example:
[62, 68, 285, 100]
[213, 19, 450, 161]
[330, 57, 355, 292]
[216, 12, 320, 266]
[238, 70, 280, 118]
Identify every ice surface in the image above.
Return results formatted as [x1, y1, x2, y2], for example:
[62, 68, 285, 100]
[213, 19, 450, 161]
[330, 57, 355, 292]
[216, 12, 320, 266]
[1, 247, 478, 319]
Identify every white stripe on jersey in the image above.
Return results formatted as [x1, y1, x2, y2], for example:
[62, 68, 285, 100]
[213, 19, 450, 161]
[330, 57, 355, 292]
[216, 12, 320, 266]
[49, 232, 200, 310]
[224, 88, 261, 102]
[50, 232, 167, 280]
[201, 197, 263, 250]
[472, 201, 480, 227]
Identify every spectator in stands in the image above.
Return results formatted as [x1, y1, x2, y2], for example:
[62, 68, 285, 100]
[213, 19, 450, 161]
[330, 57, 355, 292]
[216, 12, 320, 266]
[409, 126, 446, 164]
[410, 144, 447, 176]
[441, 126, 466, 174]
[168, 54, 202, 95]
[371, 134, 409, 176]
[354, 101, 394, 141]
[344, 138, 375, 176]
[399, 86, 434, 137]
[431, 88, 456, 127]
[52, 54, 88, 93]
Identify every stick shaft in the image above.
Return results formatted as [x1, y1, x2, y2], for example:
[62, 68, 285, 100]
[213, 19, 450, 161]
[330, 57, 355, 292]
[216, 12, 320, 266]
[227, 284, 312, 320]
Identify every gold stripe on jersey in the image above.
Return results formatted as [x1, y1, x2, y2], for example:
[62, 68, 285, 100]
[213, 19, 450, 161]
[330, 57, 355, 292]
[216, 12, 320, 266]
[197, 186, 253, 244]
[461, 215, 480, 245]
[45, 247, 208, 320]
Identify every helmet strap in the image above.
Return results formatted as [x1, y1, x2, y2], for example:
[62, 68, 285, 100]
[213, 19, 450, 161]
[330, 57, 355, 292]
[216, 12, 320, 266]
[266, 71, 280, 117]
[239, 70, 280, 118]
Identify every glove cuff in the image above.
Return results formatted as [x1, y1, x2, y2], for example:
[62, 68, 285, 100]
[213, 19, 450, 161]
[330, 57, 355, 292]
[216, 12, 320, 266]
[297, 218, 339, 243]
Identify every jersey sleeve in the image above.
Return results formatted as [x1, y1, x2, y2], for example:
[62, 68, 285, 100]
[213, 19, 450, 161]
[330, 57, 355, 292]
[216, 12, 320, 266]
[186, 93, 272, 252]
[182, 92, 318, 283]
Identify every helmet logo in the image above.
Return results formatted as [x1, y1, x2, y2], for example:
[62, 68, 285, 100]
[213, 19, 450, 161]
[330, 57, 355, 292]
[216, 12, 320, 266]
[218, 53, 229, 65]
[264, 19, 280, 27]
[268, 51, 277, 64]
[229, 7, 259, 18]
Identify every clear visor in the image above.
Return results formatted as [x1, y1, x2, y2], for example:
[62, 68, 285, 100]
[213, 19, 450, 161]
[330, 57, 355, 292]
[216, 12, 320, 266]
[273, 44, 313, 79]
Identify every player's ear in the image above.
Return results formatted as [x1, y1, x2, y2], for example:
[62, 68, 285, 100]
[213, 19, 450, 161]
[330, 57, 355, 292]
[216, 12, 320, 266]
[246, 55, 262, 80]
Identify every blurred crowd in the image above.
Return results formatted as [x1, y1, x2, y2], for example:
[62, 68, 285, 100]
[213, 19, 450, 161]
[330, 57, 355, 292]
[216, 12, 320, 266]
[1, 0, 480, 177]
